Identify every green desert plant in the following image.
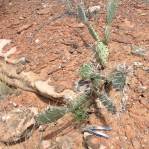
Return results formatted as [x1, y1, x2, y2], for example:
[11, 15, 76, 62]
[70, 94, 89, 111]
[76, 0, 119, 113]
[109, 69, 126, 91]
[103, 25, 111, 45]
[103, 0, 119, 44]
[95, 42, 109, 67]
[79, 63, 94, 80]
[77, 3, 109, 67]
[36, 94, 90, 124]
[36, 106, 68, 125]
[66, 0, 119, 66]
[73, 106, 88, 121]
[79, 64, 116, 114]
[69, 94, 90, 121]
[90, 74, 116, 114]
[35, 66, 127, 124]
[66, 0, 74, 14]
[86, 23, 100, 41]
[38, 0, 119, 124]
[97, 92, 116, 114]
[106, 0, 118, 25]
[77, 3, 88, 24]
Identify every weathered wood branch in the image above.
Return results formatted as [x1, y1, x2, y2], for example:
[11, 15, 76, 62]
[0, 61, 77, 102]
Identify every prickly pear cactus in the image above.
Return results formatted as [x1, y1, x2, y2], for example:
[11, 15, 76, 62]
[95, 42, 109, 67]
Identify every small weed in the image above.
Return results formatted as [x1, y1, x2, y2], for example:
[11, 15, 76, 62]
[73, 106, 88, 122]
[69, 94, 91, 122]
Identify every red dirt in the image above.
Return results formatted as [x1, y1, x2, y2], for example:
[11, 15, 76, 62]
[0, 0, 148, 148]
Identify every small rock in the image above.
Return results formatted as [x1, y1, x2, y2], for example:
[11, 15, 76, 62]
[84, 133, 106, 149]
[71, 23, 85, 28]
[0, 107, 36, 143]
[132, 138, 141, 149]
[37, 8, 50, 15]
[56, 136, 74, 149]
[9, 2, 12, 6]
[88, 5, 101, 16]
[39, 125, 48, 132]
[84, 132, 92, 138]
[62, 89, 77, 102]
[99, 144, 107, 149]
[0, 39, 11, 52]
[143, 66, 149, 72]
[41, 140, 51, 149]
[137, 85, 147, 93]
[29, 107, 39, 115]
[16, 57, 29, 65]
[12, 102, 17, 107]
[17, 24, 33, 33]
[42, 3, 48, 8]
[74, 80, 91, 93]
[131, 46, 147, 57]
[69, 48, 75, 54]
[19, 16, 25, 20]
[133, 61, 143, 68]
[35, 39, 40, 43]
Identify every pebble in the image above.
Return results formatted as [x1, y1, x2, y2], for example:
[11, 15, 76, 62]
[41, 140, 51, 149]
[88, 5, 101, 16]
[133, 61, 143, 68]
[35, 39, 40, 43]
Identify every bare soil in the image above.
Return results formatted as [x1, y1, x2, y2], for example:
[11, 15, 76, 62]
[0, 0, 148, 148]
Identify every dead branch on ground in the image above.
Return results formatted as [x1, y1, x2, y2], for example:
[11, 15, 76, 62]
[0, 61, 77, 103]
